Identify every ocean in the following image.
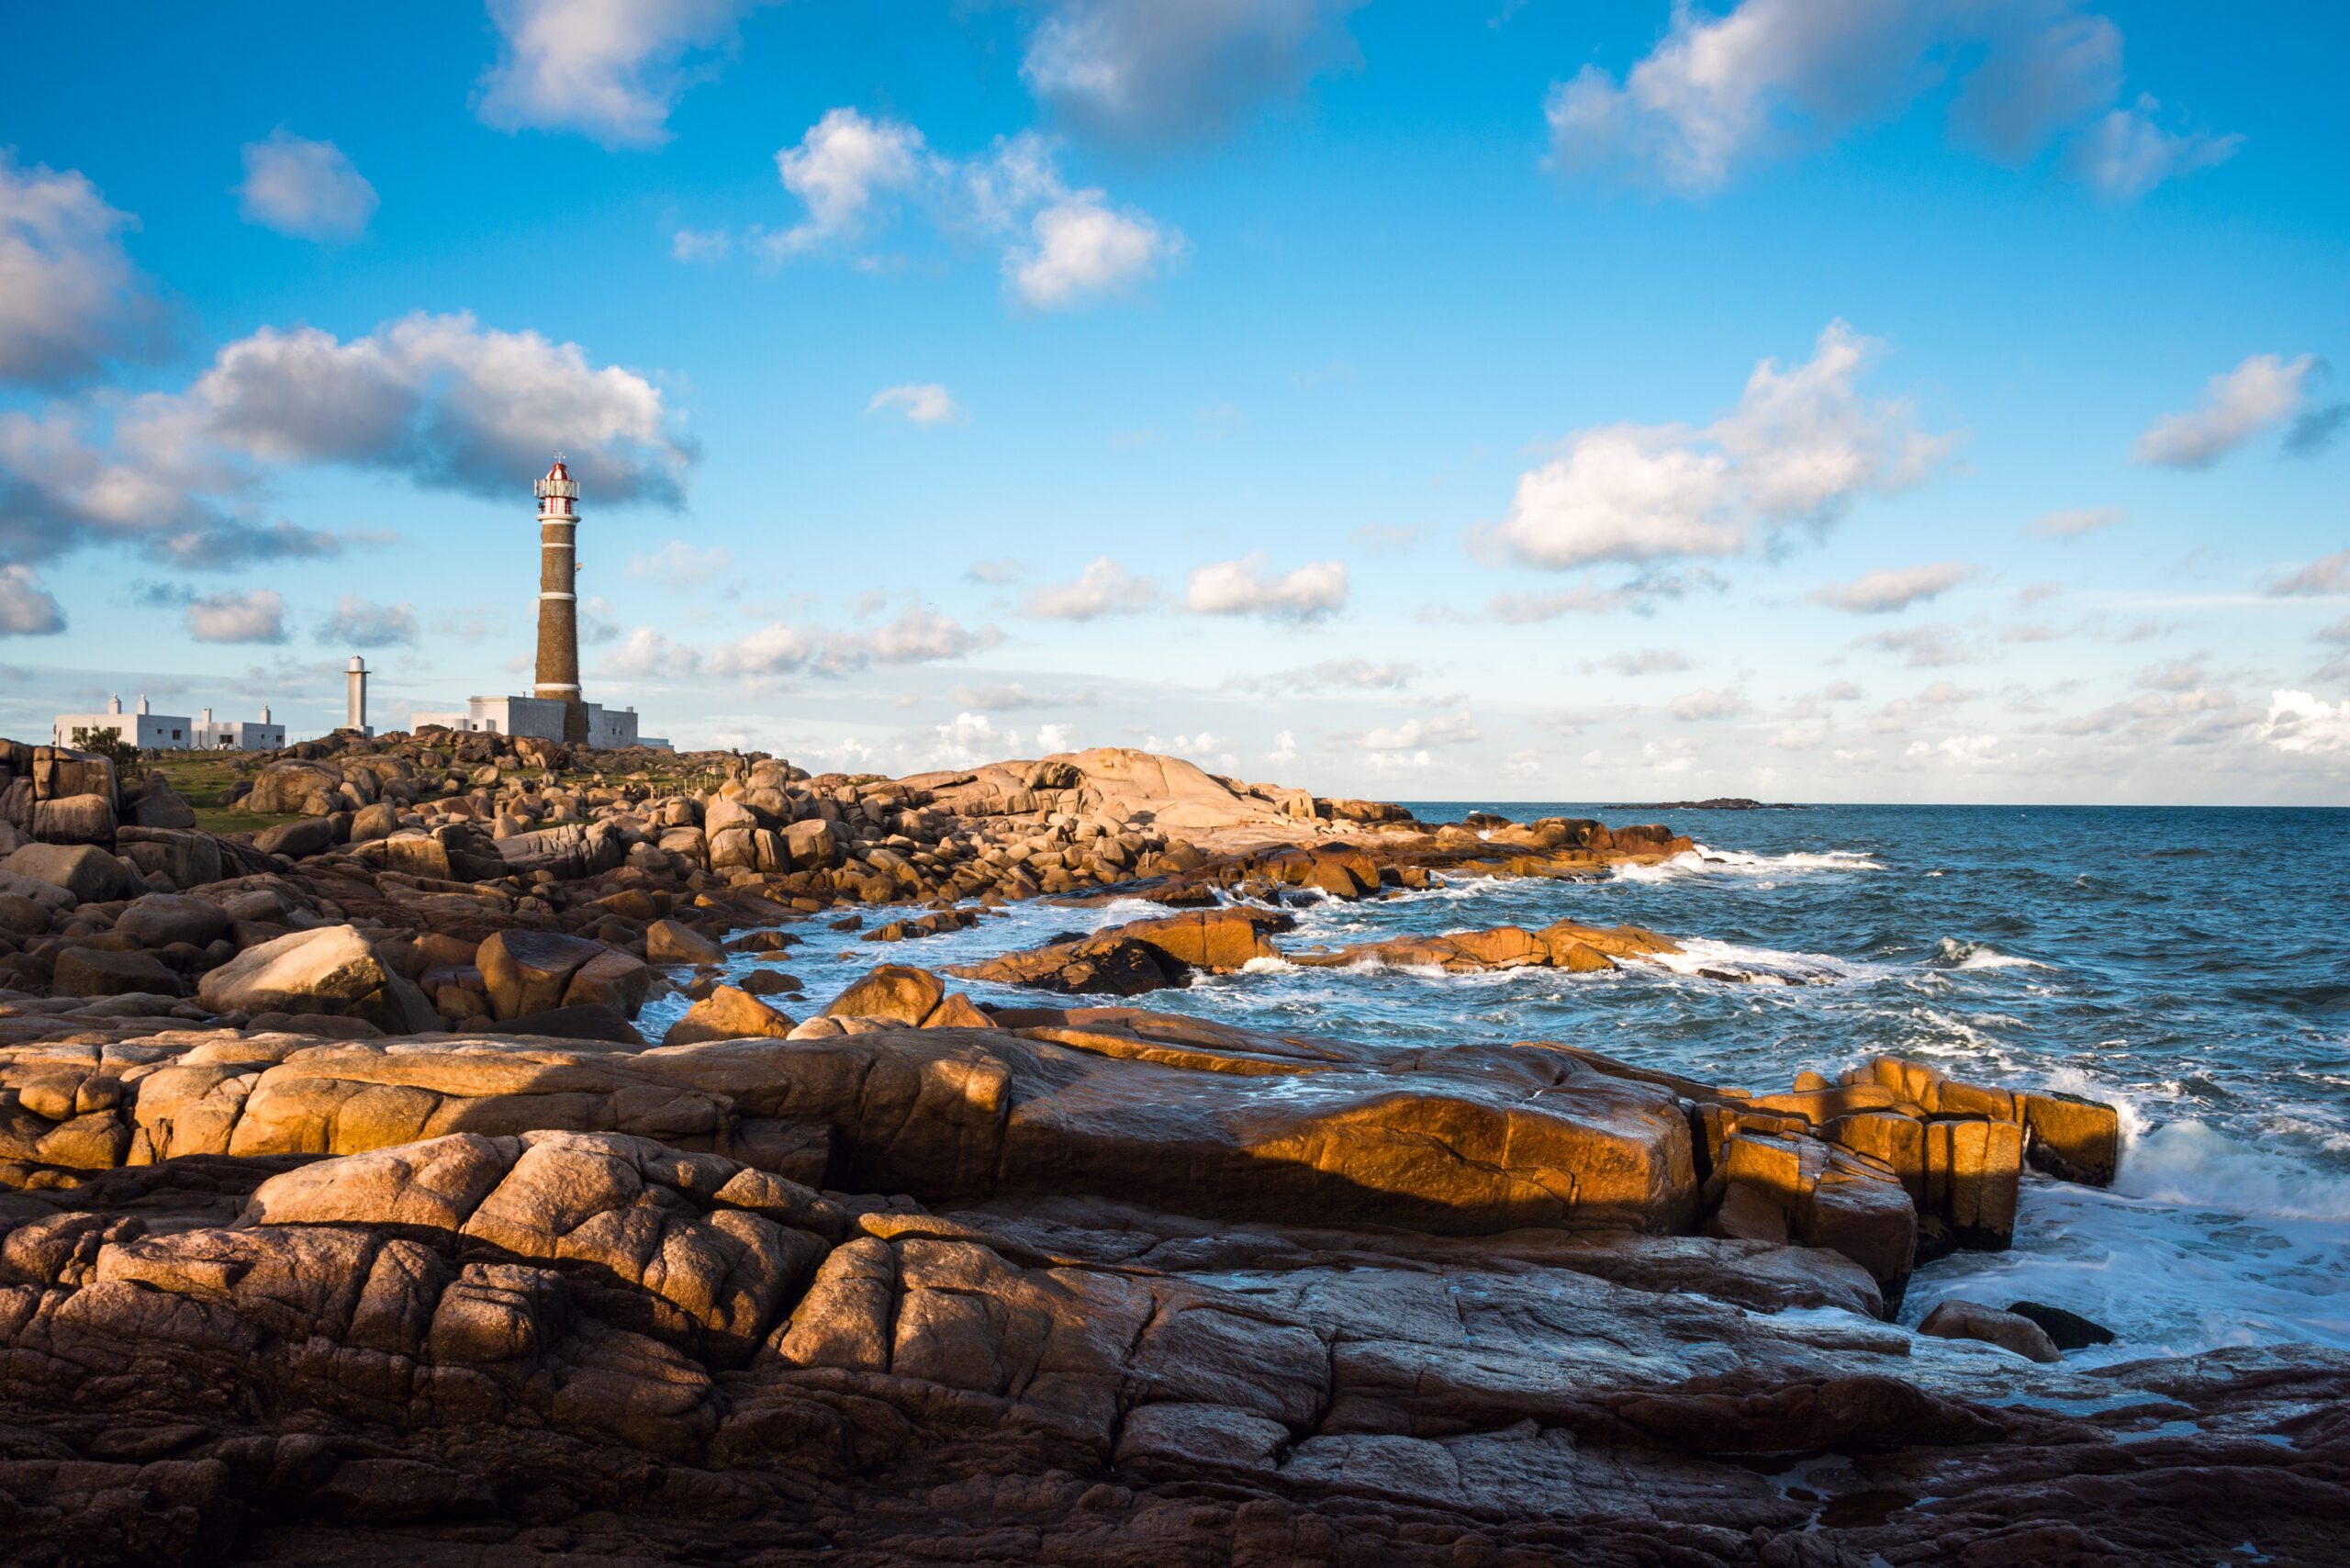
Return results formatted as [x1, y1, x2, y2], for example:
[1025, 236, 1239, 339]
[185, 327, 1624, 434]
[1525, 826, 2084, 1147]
[642, 801, 2350, 1363]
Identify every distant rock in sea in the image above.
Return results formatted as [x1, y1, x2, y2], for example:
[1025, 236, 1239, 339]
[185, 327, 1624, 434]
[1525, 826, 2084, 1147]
[1607, 797, 1802, 811]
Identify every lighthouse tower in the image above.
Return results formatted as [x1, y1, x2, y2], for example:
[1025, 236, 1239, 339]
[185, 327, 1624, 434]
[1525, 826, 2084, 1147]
[532, 455, 588, 745]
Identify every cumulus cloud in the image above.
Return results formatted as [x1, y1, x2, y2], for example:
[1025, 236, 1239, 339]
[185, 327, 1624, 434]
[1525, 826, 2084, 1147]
[1859, 623, 1970, 667]
[1360, 712, 1478, 750]
[2255, 690, 2350, 755]
[0, 151, 162, 386]
[603, 606, 997, 682]
[0, 564, 65, 635]
[628, 541, 731, 588]
[1807, 560, 1978, 613]
[185, 588, 287, 644]
[2136, 353, 2320, 468]
[2031, 506, 2124, 537]
[1185, 552, 1348, 622]
[1, 310, 691, 573]
[1022, 0, 1364, 140]
[2267, 551, 2349, 598]
[1023, 555, 1161, 621]
[2075, 95, 2242, 199]
[770, 108, 929, 252]
[319, 595, 417, 647]
[717, 118, 1181, 311]
[476, 0, 775, 148]
[1484, 321, 1949, 570]
[237, 131, 378, 241]
[1667, 689, 1747, 722]
[866, 383, 964, 426]
[1545, 0, 2227, 199]
[1007, 192, 1180, 308]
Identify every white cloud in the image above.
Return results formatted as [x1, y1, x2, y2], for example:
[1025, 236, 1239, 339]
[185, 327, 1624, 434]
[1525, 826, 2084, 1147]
[609, 606, 997, 683]
[1860, 624, 1971, 667]
[2076, 95, 2242, 199]
[0, 564, 65, 635]
[2136, 353, 2319, 468]
[1008, 191, 1181, 308]
[476, 0, 774, 149]
[1598, 648, 1693, 677]
[1544, 1, 2224, 200]
[866, 383, 964, 426]
[1808, 560, 1978, 613]
[237, 131, 378, 241]
[1230, 657, 1415, 692]
[2031, 506, 2124, 536]
[934, 711, 1023, 767]
[1024, 555, 1161, 620]
[670, 228, 731, 263]
[714, 118, 1181, 311]
[1667, 689, 1747, 722]
[1035, 722, 1074, 751]
[0, 151, 160, 386]
[185, 588, 286, 644]
[319, 595, 417, 648]
[1022, 0, 1364, 140]
[1360, 712, 1478, 750]
[1544, 0, 1933, 193]
[1908, 734, 2005, 767]
[1486, 321, 1949, 569]
[2269, 551, 2349, 598]
[1268, 728, 1299, 765]
[628, 541, 732, 588]
[769, 108, 929, 253]
[1185, 552, 1348, 622]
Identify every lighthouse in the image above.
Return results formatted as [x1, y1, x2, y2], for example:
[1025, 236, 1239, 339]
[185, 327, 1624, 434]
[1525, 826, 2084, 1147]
[532, 455, 588, 745]
[405, 457, 671, 750]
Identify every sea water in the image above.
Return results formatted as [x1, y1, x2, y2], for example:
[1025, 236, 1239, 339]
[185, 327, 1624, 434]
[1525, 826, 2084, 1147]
[643, 802, 2350, 1364]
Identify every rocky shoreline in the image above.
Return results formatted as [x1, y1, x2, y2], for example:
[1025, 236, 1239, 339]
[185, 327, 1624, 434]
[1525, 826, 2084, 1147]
[0, 733, 2343, 1565]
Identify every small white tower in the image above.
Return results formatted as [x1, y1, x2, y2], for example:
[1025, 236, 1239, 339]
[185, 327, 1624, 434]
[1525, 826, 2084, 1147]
[347, 656, 369, 733]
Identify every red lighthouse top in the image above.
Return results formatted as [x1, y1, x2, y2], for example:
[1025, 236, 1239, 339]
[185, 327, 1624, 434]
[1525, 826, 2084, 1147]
[534, 454, 580, 512]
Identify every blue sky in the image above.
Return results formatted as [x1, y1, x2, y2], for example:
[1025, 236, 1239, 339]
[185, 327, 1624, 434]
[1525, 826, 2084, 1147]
[2, 0, 2345, 802]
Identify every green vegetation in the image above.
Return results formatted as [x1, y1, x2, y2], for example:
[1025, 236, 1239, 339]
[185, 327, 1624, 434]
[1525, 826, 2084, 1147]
[68, 727, 141, 777]
[145, 751, 302, 837]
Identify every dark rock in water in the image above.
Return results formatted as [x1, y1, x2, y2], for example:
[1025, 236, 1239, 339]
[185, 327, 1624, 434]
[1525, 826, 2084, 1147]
[1919, 1298, 2062, 1361]
[2008, 1299, 2119, 1350]
[1607, 797, 1802, 810]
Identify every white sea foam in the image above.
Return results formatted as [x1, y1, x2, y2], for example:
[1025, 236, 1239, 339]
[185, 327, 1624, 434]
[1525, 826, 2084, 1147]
[1627, 936, 1858, 987]
[1930, 936, 2054, 971]
[1610, 846, 1883, 883]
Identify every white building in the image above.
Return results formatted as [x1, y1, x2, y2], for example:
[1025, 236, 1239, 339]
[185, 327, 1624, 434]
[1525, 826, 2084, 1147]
[192, 705, 286, 750]
[409, 694, 669, 750]
[51, 694, 286, 753]
[52, 694, 191, 750]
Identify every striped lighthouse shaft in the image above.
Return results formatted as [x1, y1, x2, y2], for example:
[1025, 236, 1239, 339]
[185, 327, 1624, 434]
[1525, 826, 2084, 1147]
[532, 462, 588, 745]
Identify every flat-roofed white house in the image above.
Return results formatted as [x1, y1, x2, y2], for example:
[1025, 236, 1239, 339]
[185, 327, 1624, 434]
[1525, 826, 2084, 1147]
[408, 695, 669, 750]
[191, 706, 287, 750]
[52, 694, 191, 750]
[51, 694, 285, 752]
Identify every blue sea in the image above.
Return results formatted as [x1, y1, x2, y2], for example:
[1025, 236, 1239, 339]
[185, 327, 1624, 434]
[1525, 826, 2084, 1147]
[643, 802, 2350, 1361]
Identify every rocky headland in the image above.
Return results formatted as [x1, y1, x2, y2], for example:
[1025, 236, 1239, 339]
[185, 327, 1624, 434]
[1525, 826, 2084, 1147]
[0, 733, 2341, 1565]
